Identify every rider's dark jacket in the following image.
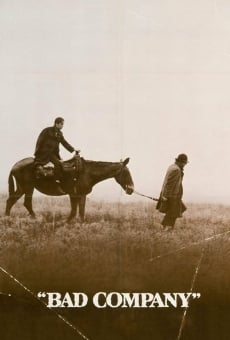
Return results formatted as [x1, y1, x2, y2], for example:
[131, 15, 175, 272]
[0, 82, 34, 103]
[34, 126, 74, 164]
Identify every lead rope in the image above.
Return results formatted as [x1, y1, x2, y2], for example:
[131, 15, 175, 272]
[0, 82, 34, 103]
[133, 190, 159, 202]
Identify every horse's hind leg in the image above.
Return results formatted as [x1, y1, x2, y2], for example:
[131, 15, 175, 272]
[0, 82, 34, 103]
[5, 188, 24, 216]
[24, 188, 36, 218]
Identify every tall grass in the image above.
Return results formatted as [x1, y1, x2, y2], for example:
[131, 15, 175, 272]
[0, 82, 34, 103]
[0, 194, 229, 339]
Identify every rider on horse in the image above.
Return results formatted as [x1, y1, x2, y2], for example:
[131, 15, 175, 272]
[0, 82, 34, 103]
[34, 117, 79, 193]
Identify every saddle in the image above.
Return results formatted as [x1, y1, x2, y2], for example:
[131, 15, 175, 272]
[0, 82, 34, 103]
[62, 155, 83, 174]
[35, 155, 83, 179]
[36, 165, 54, 178]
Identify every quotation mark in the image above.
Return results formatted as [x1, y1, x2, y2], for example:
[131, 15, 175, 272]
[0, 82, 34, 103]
[192, 293, 201, 299]
[37, 292, 47, 298]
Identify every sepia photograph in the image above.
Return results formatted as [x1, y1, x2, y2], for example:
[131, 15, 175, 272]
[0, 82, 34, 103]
[0, 1, 230, 339]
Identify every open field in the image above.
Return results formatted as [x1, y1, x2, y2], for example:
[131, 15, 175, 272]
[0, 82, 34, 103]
[0, 194, 229, 340]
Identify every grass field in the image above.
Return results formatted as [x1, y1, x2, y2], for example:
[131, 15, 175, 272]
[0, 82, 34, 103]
[0, 194, 229, 340]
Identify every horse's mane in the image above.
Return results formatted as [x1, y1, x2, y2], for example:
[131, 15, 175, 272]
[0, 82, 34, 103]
[84, 160, 121, 166]
[63, 157, 122, 167]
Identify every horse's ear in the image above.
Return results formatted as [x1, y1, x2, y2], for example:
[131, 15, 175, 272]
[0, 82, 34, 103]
[123, 158, 130, 166]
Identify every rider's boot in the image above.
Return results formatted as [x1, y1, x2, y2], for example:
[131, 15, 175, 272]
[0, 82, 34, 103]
[55, 180, 65, 195]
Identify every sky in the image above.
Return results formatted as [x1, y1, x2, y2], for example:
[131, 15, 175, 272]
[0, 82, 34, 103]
[1, 0, 230, 203]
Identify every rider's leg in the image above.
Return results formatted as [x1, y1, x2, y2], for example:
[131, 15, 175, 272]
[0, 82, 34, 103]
[49, 155, 65, 194]
[49, 155, 63, 181]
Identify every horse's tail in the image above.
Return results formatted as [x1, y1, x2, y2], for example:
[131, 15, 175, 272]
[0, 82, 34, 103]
[8, 171, 15, 196]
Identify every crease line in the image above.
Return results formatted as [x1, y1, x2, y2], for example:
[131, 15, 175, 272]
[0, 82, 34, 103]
[149, 229, 230, 262]
[0, 265, 90, 340]
[176, 247, 205, 340]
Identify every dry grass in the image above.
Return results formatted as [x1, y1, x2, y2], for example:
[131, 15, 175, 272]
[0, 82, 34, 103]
[0, 194, 229, 340]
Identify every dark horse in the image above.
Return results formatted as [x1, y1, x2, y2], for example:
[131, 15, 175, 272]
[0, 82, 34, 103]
[5, 156, 134, 221]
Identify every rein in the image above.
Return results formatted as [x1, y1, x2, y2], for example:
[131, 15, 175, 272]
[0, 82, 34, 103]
[134, 190, 159, 202]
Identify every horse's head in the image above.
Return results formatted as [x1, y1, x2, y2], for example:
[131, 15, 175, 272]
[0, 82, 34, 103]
[114, 158, 134, 195]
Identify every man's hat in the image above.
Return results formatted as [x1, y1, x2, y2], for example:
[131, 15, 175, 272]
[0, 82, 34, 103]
[175, 153, 188, 163]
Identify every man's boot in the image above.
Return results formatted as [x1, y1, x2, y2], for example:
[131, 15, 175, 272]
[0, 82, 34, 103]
[55, 179, 66, 195]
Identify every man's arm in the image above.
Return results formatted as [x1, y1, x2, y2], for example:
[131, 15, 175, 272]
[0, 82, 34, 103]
[60, 134, 75, 153]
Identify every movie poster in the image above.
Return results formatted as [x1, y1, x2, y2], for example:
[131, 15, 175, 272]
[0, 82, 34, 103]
[0, 1, 230, 339]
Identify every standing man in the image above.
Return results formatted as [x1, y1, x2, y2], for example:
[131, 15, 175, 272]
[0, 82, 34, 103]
[156, 153, 188, 229]
[34, 117, 79, 183]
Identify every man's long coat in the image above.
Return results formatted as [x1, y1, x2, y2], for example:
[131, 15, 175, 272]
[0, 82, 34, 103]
[157, 163, 186, 218]
[34, 126, 74, 164]
[161, 163, 183, 198]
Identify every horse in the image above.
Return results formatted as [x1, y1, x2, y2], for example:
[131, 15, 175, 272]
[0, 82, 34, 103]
[5, 156, 134, 222]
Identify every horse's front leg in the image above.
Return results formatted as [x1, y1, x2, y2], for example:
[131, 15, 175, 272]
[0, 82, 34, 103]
[78, 195, 86, 222]
[68, 195, 78, 222]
